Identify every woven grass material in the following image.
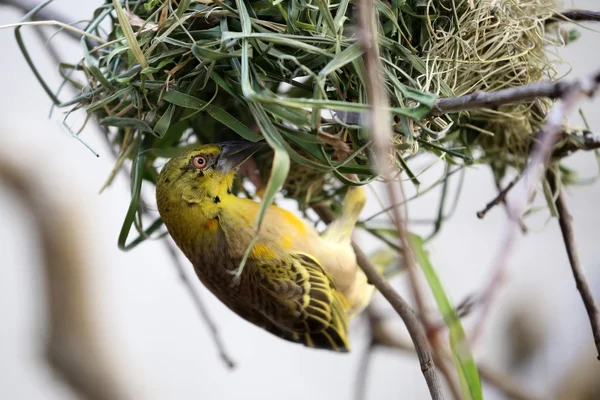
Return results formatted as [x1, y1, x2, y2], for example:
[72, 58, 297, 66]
[415, 0, 559, 167]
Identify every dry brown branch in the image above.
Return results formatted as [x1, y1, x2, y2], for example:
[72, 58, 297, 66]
[356, 1, 458, 399]
[163, 239, 236, 368]
[477, 175, 521, 219]
[329, 69, 600, 127]
[546, 169, 600, 360]
[431, 80, 571, 116]
[549, 10, 600, 23]
[553, 130, 600, 157]
[313, 205, 445, 400]
[470, 68, 600, 344]
[370, 317, 542, 400]
[0, 160, 132, 400]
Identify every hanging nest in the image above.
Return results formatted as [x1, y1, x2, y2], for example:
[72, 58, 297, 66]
[416, 0, 560, 167]
[20, 0, 585, 247]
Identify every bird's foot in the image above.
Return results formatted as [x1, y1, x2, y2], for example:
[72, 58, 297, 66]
[226, 265, 245, 286]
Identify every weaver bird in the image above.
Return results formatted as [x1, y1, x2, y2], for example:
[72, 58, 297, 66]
[156, 141, 374, 351]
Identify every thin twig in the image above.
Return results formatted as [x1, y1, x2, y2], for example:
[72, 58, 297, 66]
[553, 130, 600, 157]
[163, 239, 236, 368]
[546, 169, 600, 360]
[370, 316, 542, 400]
[477, 175, 521, 219]
[470, 68, 600, 344]
[357, 1, 454, 399]
[326, 70, 600, 126]
[431, 80, 570, 115]
[353, 244, 445, 400]
[548, 9, 600, 23]
[313, 205, 445, 400]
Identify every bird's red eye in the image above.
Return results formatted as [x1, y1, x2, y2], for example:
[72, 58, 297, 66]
[192, 155, 207, 169]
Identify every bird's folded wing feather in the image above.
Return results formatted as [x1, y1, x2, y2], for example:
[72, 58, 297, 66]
[251, 252, 351, 352]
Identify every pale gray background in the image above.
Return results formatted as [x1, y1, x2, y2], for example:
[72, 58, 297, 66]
[1, 1, 599, 399]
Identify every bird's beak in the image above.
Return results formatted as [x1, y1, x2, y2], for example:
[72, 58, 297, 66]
[215, 141, 267, 173]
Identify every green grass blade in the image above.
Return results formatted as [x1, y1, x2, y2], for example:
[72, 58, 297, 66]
[14, 0, 61, 105]
[162, 90, 262, 141]
[100, 117, 156, 135]
[118, 135, 163, 250]
[192, 44, 242, 60]
[318, 43, 363, 78]
[409, 234, 483, 400]
[112, 0, 149, 70]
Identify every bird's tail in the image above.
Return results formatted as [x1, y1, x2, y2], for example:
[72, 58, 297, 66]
[321, 186, 367, 244]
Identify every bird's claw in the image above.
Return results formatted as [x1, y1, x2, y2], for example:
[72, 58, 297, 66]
[227, 266, 244, 287]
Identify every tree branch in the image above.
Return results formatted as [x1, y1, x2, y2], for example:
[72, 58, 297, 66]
[313, 205, 445, 400]
[553, 130, 600, 157]
[476, 174, 521, 219]
[0, 160, 133, 400]
[354, 1, 453, 398]
[430, 80, 569, 115]
[328, 68, 600, 128]
[546, 169, 600, 360]
[549, 10, 600, 23]
[370, 318, 543, 400]
[470, 68, 600, 344]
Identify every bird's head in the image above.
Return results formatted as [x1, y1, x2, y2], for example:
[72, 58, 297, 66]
[156, 141, 266, 205]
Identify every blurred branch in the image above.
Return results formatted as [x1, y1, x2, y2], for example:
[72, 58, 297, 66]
[553, 130, 600, 157]
[470, 68, 600, 344]
[330, 71, 600, 127]
[0, 160, 132, 400]
[546, 169, 600, 360]
[477, 175, 521, 219]
[313, 205, 445, 400]
[1, 0, 81, 40]
[549, 10, 600, 23]
[432, 78, 575, 116]
[163, 239, 236, 368]
[369, 315, 542, 400]
[357, 1, 457, 399]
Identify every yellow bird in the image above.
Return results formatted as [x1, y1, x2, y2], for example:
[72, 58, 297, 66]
[156, 141, 374, 351]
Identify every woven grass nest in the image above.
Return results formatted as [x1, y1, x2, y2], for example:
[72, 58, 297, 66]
[30, 0, 582, 247]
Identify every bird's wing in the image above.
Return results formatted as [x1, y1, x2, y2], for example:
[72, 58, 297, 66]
[250, 252, 351, 352]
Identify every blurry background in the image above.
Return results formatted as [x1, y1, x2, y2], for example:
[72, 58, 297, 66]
[1, 1, 599, 399]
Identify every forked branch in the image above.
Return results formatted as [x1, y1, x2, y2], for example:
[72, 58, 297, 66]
[470, 68, 600, 344]
[546, 169, 600, 360]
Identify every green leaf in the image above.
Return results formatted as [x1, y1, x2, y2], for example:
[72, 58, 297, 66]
[318, 44, 364, 78]
[81, 37, 115, 90]
[409, 235, 483, 400]
[112, 0, 148, 70]
[100, 117, 156, 135]
[192, 44, 242, 60]
[162, 90, 262, 141]
[118, 135, 164, 250]
[154, 104, 176, 137]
